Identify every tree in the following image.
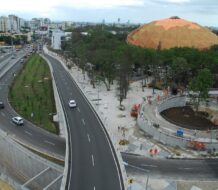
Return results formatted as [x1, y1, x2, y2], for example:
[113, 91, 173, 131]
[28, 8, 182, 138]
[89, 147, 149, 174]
[170, 57, 190, 86]
[188, 68, 214, 111]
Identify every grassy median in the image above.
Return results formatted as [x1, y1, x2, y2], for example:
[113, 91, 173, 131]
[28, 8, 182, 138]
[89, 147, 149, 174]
[9, 54, 58, 134]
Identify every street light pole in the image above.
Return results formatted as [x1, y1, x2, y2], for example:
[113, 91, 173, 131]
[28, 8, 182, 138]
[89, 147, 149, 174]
[123, 161, 150, 190]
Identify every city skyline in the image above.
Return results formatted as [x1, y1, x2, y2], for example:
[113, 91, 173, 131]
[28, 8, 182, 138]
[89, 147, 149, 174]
[0, 0, 218, 26]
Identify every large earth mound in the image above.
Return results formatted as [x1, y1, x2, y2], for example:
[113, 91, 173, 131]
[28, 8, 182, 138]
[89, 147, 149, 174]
[127, 16, 218, 50]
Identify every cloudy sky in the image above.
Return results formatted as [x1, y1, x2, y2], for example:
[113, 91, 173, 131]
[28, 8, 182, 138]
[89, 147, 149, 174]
[0, 0, 217, 26]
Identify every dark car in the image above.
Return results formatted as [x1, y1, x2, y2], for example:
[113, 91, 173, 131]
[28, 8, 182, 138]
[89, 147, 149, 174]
[0, 102, 4, 109]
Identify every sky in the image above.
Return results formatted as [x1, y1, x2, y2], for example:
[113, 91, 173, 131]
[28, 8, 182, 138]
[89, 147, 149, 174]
[0, 0, 218, 27]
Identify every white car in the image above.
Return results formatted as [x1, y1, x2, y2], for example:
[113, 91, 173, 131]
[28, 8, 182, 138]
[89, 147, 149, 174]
[12, 116, 24, 125]
[69, 100, 77, 108]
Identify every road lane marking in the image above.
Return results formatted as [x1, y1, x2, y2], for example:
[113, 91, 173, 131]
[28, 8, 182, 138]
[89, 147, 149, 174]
[92, 154, 95, 166]
[141, 164, 158, 168]
[44, 140, 55, 146]
[87, 134, 91, 142]
[82, 119, 85, 125]
[25, 131, 32, 136]
[179, 167, 192, 170]
[1, 112, 6, 117]
[94, 186, 96, 190]
[77, 107, 80, 112]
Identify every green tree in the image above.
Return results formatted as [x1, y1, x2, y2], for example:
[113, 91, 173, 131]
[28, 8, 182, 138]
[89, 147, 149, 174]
[188, 68, 214, 111]
[170, 57, 190, 86]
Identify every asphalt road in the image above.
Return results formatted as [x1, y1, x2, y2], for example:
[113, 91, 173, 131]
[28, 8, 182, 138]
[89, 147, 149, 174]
[0, 51, 65, 159]
[44, 54, 124, 190]
[122, 153, 218, 181]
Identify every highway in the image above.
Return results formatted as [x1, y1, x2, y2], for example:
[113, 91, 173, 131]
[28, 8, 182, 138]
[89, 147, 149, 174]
[0, 51, 65, 159]
[44, 54, 124, 190]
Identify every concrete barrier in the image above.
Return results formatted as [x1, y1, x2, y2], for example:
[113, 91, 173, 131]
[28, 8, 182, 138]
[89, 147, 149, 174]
[41, 51, 69, 190]
[138, 96, 218, 150]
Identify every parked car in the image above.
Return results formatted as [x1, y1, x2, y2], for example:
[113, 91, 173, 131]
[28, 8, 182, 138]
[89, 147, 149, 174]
[12, 116, 24, 126]
[68, 100, 77, 108]
[0, 101, 4, 109]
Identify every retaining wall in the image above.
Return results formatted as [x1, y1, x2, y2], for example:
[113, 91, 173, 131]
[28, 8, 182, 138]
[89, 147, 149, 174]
[138, 96, 218, 150]
[0, 130, 63, 190]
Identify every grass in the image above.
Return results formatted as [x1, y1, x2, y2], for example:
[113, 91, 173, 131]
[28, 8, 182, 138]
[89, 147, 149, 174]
[9, 54, 58, 134]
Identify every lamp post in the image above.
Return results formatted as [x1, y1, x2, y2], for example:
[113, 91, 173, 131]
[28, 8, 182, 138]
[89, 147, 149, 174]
[123, 161, 149, 190]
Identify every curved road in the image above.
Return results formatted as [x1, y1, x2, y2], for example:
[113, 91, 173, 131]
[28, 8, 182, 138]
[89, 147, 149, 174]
[0, 51, 65, 159]
[44, 54, 124, 190]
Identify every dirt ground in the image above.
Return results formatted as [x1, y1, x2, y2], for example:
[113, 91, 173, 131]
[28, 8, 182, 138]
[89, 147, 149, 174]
[0, 180, 14, 190]
[161, 106, 217, 130]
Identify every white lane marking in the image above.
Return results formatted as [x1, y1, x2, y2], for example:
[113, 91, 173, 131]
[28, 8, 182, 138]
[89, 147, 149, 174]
[25, 131, 32, 136]
[179, 167, 192, 170]
[141, 164, 158, 168]
[44, 140, 55, 146]
[82, 119, 85, 125]
[1, 112, 6, 117]
[92, 154, 95, 166]
[87, 134, 91, 142]
[94, 186, 96, 190]
[77, 107, 80, 112]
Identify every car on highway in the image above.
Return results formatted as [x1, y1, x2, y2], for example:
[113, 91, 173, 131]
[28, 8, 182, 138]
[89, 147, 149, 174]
[69, 100, 77, 108]
[12, 116, 24, 126]
[0, 101, 4, 109]
[20, 58, 24, 63]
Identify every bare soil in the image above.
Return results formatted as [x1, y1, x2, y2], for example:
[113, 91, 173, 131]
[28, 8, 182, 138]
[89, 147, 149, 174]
[161, 106, 216, 130]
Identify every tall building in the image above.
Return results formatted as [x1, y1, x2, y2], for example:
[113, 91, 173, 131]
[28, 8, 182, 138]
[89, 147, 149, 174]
[18, 18, 25, 29]
[30, 18, 42, 31]
[0, 16, 9, 32]
[51, 29, 65, 50]
[8, 14, 19, 33]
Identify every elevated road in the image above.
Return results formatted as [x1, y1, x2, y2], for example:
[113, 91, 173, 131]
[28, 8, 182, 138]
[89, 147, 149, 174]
[44, 54, 124, 190]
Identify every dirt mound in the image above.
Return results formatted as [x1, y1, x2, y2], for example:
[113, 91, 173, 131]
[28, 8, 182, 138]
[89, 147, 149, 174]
[160, 106, 216, 130]
[127, 17, 218, 50]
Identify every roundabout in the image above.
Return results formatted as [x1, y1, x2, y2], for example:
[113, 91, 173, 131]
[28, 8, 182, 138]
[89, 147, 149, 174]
[137, 95, 218, 152]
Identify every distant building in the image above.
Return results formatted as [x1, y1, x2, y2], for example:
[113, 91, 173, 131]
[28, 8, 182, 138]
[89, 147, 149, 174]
[51, 29, 65, 50]
[18, 18, 25, 29]
[8, 15, 19, 33]
[30, 18, 42, 31]
[0, 16, 9, 32]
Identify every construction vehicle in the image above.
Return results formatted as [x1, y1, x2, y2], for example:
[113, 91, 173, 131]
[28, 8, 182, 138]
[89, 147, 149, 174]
[188, 140, 205, 151]
[130, 104, 140, 118]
